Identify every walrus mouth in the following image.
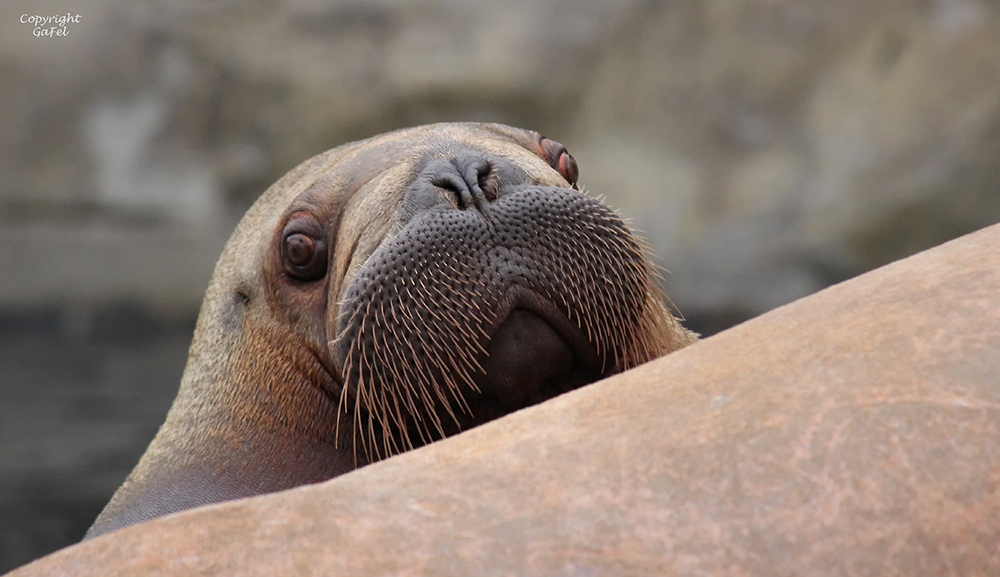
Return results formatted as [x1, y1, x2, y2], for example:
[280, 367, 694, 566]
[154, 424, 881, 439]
[470, 285, 606, 422]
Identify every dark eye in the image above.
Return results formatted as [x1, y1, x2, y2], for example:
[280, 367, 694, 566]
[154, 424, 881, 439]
[285, 234, 315, 266]
[539, 136, 579, 188]
[281, 216, 328, 281]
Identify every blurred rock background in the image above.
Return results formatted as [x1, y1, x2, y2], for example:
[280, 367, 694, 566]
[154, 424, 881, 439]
[1, 0, 999, 570]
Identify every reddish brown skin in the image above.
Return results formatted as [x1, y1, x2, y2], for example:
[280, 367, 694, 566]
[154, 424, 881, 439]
[9, 223, 999, 575]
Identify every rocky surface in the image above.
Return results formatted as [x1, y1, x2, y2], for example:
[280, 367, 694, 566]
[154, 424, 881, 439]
[2, 0, 999, 571]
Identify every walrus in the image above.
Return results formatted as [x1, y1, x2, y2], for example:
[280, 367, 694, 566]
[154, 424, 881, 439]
[84, 123, 697, 538]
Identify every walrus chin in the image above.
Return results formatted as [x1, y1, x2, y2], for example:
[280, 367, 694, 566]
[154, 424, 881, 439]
[479, 284, 607, 393]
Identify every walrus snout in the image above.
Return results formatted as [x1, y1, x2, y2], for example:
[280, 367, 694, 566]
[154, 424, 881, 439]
[334, 144, 656, 458]
[429, 156, 496, 210]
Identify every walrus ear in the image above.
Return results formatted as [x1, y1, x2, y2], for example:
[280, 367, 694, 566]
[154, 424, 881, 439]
[538, 136, 580, 189]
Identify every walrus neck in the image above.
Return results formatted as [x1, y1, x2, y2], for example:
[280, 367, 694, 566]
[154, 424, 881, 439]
[85, 342, 356, 539]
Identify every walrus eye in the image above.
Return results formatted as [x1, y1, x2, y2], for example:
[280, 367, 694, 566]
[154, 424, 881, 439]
[281, 217, 328, 281]
[285, 234, 315, 266]
[539, 136, 579, 188]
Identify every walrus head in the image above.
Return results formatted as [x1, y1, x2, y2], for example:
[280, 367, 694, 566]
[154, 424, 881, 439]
[86, 123, 696, 538]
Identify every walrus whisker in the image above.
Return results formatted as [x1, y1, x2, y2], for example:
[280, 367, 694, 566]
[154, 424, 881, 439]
[418, 328, 471, 412]
[384, 355, 427, 446]
[419, 325, 472, 405]
[372, 342, 408, 453]
[334, 350, 354, 449]
[351, 368, 364, 464]
[386, 303, 435, 426]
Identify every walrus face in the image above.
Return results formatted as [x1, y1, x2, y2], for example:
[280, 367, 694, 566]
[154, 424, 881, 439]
[267, 125, 684, 459]
[86, 123, 695, 538]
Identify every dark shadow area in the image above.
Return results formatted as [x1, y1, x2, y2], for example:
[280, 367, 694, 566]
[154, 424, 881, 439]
[0, 306, 192, 572]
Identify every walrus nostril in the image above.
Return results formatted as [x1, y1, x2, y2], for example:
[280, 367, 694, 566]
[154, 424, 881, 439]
[431, 172, 473, 209]
[465, 159, 496, 203]
[417, 156, 495, 213]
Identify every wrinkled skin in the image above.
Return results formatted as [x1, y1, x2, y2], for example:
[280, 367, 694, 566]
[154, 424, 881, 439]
[83, 123, 695, 539]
